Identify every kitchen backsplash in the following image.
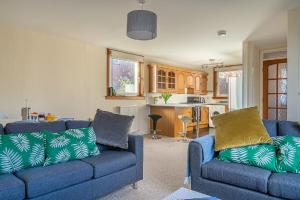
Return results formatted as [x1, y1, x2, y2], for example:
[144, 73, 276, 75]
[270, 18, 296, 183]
[146, 92, 221, 104]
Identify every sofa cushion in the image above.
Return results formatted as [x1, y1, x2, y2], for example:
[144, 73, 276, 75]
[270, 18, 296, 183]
[82, 150, 136, 178]
[65, 120, 92, 129]
[0, 174, 25, 200]
[0, 124, 3, 134]
[15, 160, 93, 198]
[268, 172, 300, 199]
[5, 121, 66, 134]
[263, 120, 278, 137]
[278, 121, 300, 136]
[201, 159, 272, 194]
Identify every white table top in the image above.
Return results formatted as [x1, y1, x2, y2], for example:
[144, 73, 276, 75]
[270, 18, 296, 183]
[163, 187, 216, 200]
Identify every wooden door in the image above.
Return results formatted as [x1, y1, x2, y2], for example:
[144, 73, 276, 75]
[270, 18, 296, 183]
[263, 59, 287, 120]
[176, 71, 185, 93]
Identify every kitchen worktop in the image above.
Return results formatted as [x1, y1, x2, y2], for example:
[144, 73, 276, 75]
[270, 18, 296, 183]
[147, 102, 228, 107]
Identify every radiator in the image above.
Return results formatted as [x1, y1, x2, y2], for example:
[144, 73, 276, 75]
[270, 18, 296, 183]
[119, 105, 138, 132]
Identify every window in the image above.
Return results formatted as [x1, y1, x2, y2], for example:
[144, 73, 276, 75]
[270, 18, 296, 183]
[213, 66, 243, 99]
[106, 49, 144, 100]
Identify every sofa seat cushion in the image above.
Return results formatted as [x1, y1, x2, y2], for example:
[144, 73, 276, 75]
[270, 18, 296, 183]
[15, 160, 93, 198]
[201, 159, 272, 193]
[82, 150, 136, 178]
[0, 174, 25, 200]
[268, 172, 300, 199]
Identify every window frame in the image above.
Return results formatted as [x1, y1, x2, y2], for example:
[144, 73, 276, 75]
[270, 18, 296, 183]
[213, 66, 242, 99]
[106, 48, 145, 100]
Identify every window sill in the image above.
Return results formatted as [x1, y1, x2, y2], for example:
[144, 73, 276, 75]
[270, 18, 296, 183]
[105, 96, 145, 100]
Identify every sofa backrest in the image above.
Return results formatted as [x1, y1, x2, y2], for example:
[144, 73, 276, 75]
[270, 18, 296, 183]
[65, 120, 92, 129]
[278, 121, 300, 136]
[262, 120, 278, 137]
[262, 120, 300, 137]
[0, 124, 3, 134]
[4, 121, 66, 134]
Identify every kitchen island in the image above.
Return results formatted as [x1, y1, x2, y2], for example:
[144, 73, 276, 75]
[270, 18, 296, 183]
[148, 104, 209, 138]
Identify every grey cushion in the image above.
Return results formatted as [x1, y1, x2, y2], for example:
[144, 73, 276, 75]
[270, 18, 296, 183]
[201, 160, 272, 193]
[278, 121, 300, 136]
[0, 124, 3, 134]
[15, 160, 93, 198]
[92, 110, 134, 149]
[268, 172, 300, 199]
[4, 121, 66, 134]
[0, 174, 25, 200]
[65, 120, 91, 129]
[82, 150, 136, 178]
[262, 120, 278, 137]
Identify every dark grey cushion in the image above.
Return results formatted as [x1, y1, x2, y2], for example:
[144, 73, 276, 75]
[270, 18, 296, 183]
[0, 174, 25, 200]
[65, 120, 92, 129]
[4, 121, 66, 134]
[92, 110, 134, 149]
[82, 150, 136, 178]
[262, 120, 278, 137]
[268, 172, 300, 199]
[201, 159, 272, 193]
[0, 124, 3, 134]
[278, 121, 300, 136]
[15, 160, 93, 198]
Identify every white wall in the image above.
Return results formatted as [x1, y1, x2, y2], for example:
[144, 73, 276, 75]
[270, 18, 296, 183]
[0, 26, 149, 133]
[287, 6, 300, 120]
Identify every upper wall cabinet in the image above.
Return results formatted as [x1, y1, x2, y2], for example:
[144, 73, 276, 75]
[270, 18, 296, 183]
[148, 64, 208, 94]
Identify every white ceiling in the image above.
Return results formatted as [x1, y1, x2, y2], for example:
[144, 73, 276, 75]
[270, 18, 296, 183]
[0, 0, 299, 68]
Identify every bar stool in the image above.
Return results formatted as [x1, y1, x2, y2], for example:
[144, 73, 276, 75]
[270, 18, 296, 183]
[178, 115, 191, 143]
[148, 114, 162, 139]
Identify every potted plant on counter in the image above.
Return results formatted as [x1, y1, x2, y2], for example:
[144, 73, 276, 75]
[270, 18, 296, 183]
[161, 93, 172, 104]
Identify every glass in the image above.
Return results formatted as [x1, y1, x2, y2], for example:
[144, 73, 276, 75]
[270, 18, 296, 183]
[268, 109, 277, 120]
[278, 94, 287, 108]
[278, 79, 287, 93]
[278, 109, 287, 120]
[278, 63, 287, 78]
[268, 64, 277, 79]
[110, 58, 138, 96]
[268, 94, 277, 107]
[268, 80, 277, 93]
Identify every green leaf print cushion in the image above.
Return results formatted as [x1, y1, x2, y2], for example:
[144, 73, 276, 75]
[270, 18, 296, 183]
[0, 132, 45, 174]
[273, 136, 300, 173]
[217, 144, 282, 173]
[44, 127, 100, 166]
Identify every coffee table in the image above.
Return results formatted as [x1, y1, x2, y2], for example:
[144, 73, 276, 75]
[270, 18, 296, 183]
[163, 187, 217, 200]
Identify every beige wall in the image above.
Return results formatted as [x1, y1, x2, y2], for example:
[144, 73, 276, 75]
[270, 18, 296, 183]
[0, 26, 149, 133]
[287, 6, 300, 120]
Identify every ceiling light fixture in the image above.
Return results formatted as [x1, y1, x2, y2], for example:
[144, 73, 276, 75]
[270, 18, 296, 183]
[217, 30, 227, 37]
[201, 59, 224, 70]
[127, 0, 157, 40]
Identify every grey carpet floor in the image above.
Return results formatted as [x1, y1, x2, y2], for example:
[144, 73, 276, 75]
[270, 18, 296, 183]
[99, 135, 191, 200]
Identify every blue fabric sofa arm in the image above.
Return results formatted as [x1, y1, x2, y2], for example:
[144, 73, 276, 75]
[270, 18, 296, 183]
[189, 135, 215, 178]
[127, 133, 144, 181]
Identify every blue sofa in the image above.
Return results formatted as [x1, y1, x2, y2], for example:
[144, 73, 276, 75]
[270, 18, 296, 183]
[189, 120, 300, 200]
[0, 120, 143, 200]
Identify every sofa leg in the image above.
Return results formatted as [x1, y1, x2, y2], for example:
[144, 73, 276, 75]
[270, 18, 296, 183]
[132, 182, 138, 189]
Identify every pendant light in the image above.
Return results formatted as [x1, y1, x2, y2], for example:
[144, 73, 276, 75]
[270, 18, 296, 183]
[127, 0, 157, 40]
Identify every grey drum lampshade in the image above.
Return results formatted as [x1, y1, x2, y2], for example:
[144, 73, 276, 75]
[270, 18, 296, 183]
[127, 10, 157, 40]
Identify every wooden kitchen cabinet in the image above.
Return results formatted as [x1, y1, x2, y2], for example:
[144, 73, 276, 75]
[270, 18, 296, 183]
[194, 72, 208, 95]
[149, 106, 209, 137]
[148, 63, 208, 94]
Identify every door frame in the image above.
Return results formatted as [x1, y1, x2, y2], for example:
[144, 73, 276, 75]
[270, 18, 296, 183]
[262, 58, 287, 119]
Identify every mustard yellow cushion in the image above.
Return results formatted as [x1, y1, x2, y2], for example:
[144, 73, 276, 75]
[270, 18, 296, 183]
[212, 107, 272, 151]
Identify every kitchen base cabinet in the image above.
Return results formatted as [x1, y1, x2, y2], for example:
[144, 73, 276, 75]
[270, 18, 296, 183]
[149, 106, 209, 137]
